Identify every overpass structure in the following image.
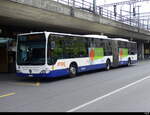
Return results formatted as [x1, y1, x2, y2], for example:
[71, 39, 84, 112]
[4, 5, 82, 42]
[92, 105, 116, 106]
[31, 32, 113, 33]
[0, 0, 150, 72]
[0, 0, 150, 39]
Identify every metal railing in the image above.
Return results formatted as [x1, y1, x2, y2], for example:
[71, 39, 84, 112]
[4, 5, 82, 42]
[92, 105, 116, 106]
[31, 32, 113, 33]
[53, 0, 150, 31]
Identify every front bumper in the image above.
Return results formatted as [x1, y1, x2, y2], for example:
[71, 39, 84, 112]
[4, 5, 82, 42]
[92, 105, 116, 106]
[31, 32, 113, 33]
[16, 69, 69, 78]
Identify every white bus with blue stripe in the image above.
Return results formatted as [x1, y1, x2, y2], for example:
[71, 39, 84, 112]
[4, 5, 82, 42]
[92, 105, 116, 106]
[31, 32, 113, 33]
[16, 32, 137, 78]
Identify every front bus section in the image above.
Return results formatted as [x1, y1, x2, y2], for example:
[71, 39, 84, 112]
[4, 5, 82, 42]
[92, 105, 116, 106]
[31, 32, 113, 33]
[46, 34, 113, 78]
[16, 32, 48, 78]
[16, 32, 114, 78]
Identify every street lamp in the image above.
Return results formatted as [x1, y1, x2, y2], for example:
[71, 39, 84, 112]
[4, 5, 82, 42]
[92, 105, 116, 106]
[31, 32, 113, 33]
[134, 5, 141, 30]
[93, 0, 96, 13]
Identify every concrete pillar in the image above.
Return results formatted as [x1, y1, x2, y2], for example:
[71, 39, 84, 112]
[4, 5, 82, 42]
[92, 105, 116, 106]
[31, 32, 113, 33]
[137, 40, 145, 60]
[141, 42, 145, 60]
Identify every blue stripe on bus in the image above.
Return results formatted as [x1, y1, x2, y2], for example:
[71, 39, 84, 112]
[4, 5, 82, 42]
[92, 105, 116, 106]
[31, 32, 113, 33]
[47, 69, 70, 78]
[16, 69, 69, 78]
[119, 60, 137, 65]
[119, 61, 128, 65]
[16, 60, 138, 78]
[16, 63, 107, 78]
[16, 73, 47, 78]
[78, 64, 106, 72]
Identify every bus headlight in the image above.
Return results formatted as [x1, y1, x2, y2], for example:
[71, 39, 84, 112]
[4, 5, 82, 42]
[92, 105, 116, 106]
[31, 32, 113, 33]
[46, 68, 51, 73]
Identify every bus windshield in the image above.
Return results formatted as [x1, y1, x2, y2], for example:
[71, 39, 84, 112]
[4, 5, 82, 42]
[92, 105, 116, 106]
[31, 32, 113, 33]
[17, 34, 46, 65]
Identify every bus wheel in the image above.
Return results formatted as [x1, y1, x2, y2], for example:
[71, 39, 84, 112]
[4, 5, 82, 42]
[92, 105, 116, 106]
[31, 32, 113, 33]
[106, 60, 111, 71]
[69, 64, 77, 77]
[128, 58, 131, 66]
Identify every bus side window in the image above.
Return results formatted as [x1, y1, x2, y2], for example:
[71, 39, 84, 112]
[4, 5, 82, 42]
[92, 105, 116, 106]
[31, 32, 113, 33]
[88, 38, 93, 48]
[104, 40, 112, 56]
[63, 37, 75, 58]
[79, 38, 87, 57]
[48, 35, 64, 65]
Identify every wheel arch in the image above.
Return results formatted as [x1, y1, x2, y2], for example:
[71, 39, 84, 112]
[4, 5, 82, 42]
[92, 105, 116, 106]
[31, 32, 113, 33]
[106, 58, 111, 65]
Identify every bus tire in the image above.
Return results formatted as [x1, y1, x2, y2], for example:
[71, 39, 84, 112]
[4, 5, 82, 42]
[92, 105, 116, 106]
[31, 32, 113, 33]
[69, 63, 78, 77]
[127, 58, 131, 66]
[106, 59, 111, 71]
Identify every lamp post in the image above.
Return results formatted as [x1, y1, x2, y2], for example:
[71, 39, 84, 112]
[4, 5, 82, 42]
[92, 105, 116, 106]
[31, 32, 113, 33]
[134, 5, 141, 31]
[93, 0, 96, 13]
[137, 6, 141, 30]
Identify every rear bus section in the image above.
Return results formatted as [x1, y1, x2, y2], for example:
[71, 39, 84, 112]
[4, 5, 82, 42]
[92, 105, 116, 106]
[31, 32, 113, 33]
[128, 42, 138, 65]
[111, 38, 137, 67]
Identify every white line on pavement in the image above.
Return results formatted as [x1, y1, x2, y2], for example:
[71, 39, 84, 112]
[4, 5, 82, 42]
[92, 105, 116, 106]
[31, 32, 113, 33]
[67, 75, 150, 112]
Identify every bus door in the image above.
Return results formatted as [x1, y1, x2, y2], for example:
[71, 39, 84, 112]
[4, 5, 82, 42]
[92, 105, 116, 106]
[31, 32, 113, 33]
[112, 41, 119, 67]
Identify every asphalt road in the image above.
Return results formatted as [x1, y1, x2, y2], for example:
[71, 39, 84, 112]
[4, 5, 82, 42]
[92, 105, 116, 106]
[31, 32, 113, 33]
[1, 60, 150, 112]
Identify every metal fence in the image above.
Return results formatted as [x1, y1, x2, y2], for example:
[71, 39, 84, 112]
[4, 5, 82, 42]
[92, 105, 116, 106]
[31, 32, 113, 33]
[53, 0, 150, 31]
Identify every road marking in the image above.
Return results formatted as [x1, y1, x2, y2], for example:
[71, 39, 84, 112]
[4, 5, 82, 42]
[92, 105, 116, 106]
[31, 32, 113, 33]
[9, 82, 41, 87]
[67, 75, 150, 112]
[0, 92, 16, 99]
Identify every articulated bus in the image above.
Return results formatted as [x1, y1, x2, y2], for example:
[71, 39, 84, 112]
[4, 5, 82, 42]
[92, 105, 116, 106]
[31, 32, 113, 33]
[16, 32, 137, 78]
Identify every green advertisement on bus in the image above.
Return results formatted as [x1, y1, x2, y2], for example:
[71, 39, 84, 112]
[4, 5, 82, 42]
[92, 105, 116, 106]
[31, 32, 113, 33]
[119, 48, 129, 58]
[89, 48, 104, 61]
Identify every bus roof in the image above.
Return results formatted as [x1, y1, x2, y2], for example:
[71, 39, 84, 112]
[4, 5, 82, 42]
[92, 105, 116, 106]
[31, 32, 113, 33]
[18, 32, 136, 43]
[18, 32, 45, 36]
[18, 31, 82, 36]
[82, 35, 110, 40]
[18, 32, 110, 40]
[112, 38, 129, 42]
[112, 38, 136, 43]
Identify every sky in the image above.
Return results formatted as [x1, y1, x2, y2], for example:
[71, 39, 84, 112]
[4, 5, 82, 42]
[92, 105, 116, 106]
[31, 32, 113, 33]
[54, 0, 150, 20]
[55, 0, 150, 14]
[83, 0, 150, 21]
[94, 0, 150, 13]
[53, 0, 150, 26]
